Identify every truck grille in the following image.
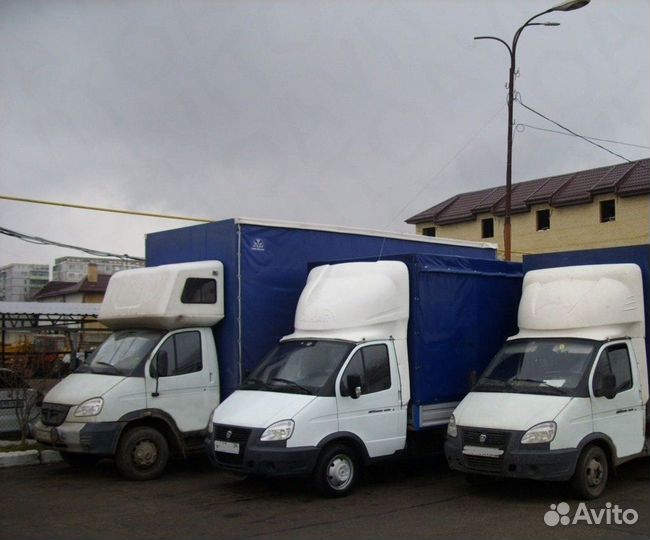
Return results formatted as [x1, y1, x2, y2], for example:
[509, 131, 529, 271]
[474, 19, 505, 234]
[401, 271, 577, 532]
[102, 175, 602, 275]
[214, 425, 252, 467]
[40, 403, 71, 427]
[464, 455, 504, 473]
[462, 428, 509, 448]
[461, 428, 510, 473]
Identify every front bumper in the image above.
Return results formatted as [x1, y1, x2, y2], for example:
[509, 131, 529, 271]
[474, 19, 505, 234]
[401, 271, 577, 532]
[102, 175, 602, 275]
[444, 427, 579, 482]
[33, 420, 124, 455]
[205, 424, 320, 478]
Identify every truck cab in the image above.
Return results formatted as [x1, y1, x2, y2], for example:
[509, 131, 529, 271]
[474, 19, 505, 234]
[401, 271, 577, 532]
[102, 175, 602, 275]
[34, 261, 224, 480]
[208, 261, 412, 496]
[445, 264, 649, 499]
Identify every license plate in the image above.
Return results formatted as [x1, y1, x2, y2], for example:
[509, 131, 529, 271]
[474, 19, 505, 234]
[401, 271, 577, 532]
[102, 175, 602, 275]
[214, 440, 239, 454]
[462, 445, 504, 458]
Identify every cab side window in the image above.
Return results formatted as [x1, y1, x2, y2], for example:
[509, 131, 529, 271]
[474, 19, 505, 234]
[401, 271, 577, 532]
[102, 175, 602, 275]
[181, 278, 217, 304]
[152, 331, 203, 377]
[594, 344, 633, 393]
[340, 345, 391, 396]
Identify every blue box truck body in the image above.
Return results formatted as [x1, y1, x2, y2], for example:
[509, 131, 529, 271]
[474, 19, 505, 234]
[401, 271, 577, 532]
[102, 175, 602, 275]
[146, 218, 499, 399]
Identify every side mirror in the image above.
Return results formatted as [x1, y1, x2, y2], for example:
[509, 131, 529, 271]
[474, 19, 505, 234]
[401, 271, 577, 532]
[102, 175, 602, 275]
[153, 350, 169, 379]
[594, 373, 617, 399]
[347, 374, 362, 399]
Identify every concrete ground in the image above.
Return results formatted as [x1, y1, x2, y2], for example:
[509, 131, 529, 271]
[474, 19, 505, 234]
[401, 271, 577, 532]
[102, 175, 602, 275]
[0, 456, 648, 540]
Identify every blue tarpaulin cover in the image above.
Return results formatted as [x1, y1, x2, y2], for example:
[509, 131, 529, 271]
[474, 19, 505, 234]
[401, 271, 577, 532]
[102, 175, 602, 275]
[375, 254, 522, 425]
[146, 219, 497, 399]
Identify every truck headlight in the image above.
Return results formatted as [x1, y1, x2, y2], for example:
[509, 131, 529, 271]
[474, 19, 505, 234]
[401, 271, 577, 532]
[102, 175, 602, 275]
[521, 421, 556, 444]
[74, 397, 103, 417]
[260, 420, 294, 442]
[446, 414, 458, 438]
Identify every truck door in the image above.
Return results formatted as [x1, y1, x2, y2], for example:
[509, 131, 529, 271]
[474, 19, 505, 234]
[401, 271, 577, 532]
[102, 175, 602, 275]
[145, 329, 218, 433]
[590, 341, 645, 458]
[336, 343, 406, 458]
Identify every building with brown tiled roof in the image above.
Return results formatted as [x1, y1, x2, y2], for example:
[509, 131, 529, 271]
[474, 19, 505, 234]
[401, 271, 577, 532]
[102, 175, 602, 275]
[32, 264, 111, 304]
[406, 158, 649, 260]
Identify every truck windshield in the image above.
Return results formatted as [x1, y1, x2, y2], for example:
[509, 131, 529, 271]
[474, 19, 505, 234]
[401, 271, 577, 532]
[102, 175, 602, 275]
[474, 339, 599, 397]
[77, 330, 165, 376]
[241, 340, 354, 396]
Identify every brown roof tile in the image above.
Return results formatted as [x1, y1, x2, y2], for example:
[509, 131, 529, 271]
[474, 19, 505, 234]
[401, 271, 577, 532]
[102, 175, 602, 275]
[406, 158, 649, 225]
[33, 275, 111, 300]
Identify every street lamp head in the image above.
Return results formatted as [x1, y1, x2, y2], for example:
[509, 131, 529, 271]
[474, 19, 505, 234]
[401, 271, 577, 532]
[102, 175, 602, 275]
[550, 0, 590, 12]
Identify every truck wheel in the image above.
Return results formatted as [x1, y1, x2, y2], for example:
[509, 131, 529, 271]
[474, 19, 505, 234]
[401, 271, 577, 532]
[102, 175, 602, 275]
[313, 444, 359, 497]
[60, 452, 100, 468]
[115, 426, 169, 481]
[570, 445, 608, 500]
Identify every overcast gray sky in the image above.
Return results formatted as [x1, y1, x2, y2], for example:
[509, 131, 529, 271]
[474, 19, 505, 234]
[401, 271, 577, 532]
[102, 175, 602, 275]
[1, 0, 648, 269]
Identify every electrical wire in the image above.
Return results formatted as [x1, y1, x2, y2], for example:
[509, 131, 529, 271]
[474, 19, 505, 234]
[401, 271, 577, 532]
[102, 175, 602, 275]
[0, 195, 212, 223]
[515, 123, 650, 150]
[514, 95, 648, 165]
[385, 104, 506, 229]
[0, 225, 144, 262]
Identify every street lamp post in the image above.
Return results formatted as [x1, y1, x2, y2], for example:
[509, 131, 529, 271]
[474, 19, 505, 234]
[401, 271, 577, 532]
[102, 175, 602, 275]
[474, 0, 590, 261]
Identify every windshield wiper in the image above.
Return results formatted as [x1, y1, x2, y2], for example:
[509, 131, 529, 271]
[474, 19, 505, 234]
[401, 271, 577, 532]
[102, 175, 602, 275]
[93, 361, 123, 375]
[509, 378, 567, 395]
[241, 377, 274, 391]
[474, 376, 509, 390]
[269, 377, 312, 395]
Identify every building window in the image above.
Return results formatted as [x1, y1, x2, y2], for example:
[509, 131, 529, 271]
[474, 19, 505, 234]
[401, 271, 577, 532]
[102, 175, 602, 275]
[536, 209, 550, 231]
[422, 226, 436, 237]
[600, 199, 616, 222]
[481, 218, 494, 239]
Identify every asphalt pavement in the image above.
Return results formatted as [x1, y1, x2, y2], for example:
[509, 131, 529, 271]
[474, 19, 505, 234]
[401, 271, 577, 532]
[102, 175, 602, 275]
[1, 455, 648, 540]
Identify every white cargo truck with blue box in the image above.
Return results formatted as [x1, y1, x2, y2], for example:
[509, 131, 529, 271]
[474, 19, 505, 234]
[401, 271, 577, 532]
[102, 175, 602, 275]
[208, 253, 522, 496]
[35, 218, 496, 480]
[445, 244, 650, 499]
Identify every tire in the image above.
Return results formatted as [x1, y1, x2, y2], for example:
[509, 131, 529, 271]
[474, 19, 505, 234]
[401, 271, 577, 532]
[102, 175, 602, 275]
[570, 445, 609, 500]
[312, 444, 359, 497]
[115, 426, 169, 481]
[60, 452, 100, 468]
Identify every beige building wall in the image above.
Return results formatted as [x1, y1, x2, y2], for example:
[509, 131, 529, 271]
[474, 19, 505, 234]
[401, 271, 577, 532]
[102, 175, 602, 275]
[416, 194, 649, 261]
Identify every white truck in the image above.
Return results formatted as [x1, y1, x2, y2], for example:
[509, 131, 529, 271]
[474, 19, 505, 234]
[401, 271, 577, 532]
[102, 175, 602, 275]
[208, 254, 522, 496]
[34, 218, 497, 480]
[34, 262, 224, 479]
[445, 262, 649, 499]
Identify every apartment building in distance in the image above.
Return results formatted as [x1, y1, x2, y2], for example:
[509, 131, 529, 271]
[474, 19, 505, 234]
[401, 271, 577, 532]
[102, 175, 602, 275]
[406, 158, 649, 260]
[0, 264, 50, 301]
[52, 256, 143, 282]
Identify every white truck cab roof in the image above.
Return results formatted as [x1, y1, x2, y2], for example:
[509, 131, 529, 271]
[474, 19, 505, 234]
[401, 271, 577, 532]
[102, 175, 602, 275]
[99, 261, 224, 330]
[285, 261, 409, 343]
[514, 263, 644, 342]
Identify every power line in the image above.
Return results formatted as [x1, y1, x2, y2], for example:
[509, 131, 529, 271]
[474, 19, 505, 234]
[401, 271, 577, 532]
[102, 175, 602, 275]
[514, 95, 644, 164]
[0, 195, 213, 223]
[386, 104, 505, 229]
[515, 123, 650, 150]
[0, 225, 144, 262]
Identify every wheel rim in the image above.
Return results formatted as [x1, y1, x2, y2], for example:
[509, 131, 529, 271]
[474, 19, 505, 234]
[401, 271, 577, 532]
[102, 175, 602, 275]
[326, 453, 353, 491]
[132, 439, 158, 469]
[585, 456, 604, 488]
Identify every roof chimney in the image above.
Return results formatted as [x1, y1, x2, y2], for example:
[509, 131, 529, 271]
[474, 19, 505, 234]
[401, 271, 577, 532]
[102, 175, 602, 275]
[87, 263, 98, 283]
